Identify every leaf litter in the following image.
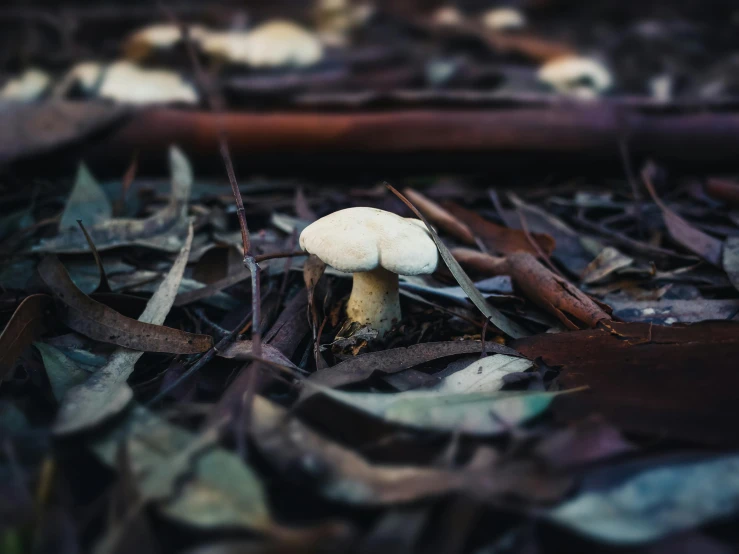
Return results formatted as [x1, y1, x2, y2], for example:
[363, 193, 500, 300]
[2, 4, 739, 552]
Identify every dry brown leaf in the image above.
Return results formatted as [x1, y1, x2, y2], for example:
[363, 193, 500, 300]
[444, 201, 555, 256]
[513, 320, 739, 445]
[643, 172, 723, 266]
[302, 340, 521, 399]
[0, 294, 53, 380]
[38, 255, 211, 354]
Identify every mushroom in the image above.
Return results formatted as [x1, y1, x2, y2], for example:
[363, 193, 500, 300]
[299, 207, 439, 336]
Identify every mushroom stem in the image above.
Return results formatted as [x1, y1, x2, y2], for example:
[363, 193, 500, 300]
[346, 267, 401, 335]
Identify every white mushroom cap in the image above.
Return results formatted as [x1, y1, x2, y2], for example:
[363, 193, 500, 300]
[200, 20, 323, 68]
[481, 8, 526, 31]
[538, 56, 613, 96]
[299, 207, 438, 275]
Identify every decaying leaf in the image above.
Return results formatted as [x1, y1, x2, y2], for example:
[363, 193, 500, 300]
[38, 255, 211, 354]
[550, 454, 739, 544]
[54, 223, 198, 435]
[429, 354, 532, 394]
[35, 146, 192, 253]
[0, 294, 53, 380]
[513, 320, 739, 445]
[303, 340, 522, 396]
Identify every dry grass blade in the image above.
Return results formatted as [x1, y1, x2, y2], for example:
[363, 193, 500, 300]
[387, 184, 529, 339]
[401, 188, 476, 245]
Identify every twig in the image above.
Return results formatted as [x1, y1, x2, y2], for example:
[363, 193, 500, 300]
[155, 2, 262, 456]
[146, 309, 253, 407]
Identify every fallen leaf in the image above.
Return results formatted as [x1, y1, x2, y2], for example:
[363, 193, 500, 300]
[34, 342, 91, 401]
[533, 417, 636, 470]
[303, 340, 521, 396]
[315, 386, 573, 436]
[389, 184, 529, 338]
[429, 354, 532, 394]
[38, 255, 210, 354]
[91, 406, 273, 532]
[580, 246, 634, 284]
[507, 193, 592, 275]
[549, 453, 739, 544]
[444, 202, 555, 257]
[512, 320, 739, 445]
[218, 340, 299, 370]
[609, 298, 739, 324]
[54, 222, 198, 435]
[252, 396, 569, 504]
[723, 237, 739, 292]
[0, 294, 53, 380]
[35, 146, 192, 254]
[643, 172, 723, 266]
[59, 164, 112, 231]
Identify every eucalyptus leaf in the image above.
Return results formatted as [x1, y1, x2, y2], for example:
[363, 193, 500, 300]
[54, 222, 196, 435]
[91, 406, 273, 532]
[430, 354, 532, 394]
[59, 163, 112, 231]
[34, 342, 91, 401]
[319, 386, 568, 435]
[550, 454, 739, 544]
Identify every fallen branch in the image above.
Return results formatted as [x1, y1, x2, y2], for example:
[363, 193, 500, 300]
[452, 248, 612, 329]
[94, 106, 739, 168]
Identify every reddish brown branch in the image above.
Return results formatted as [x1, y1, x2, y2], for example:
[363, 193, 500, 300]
[97, 106, 739, 167]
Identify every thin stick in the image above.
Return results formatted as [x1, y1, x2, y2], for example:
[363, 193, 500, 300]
[156, 2, 262, 455]
[146, 309, 253, 407]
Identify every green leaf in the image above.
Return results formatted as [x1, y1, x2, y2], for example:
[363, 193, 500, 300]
[319, 387, 567, 435]
[549, 454, 739, 544]
[91, 406, 273, 532]
[60, 163, 112, 231]
[35, 147, 192, 254]
[34, 342, 91, 401]
[724, 237, 739, 293]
